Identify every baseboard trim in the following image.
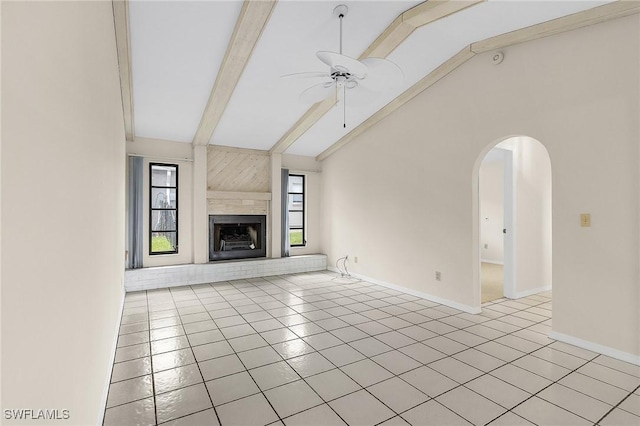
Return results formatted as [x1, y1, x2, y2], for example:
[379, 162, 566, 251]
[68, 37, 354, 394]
[549, 331, 640, 366]
[97, 290, 125, 425]
[328, 267, 481, 314]
[514, 285, 552, 299]
[481, 259, 504, 265]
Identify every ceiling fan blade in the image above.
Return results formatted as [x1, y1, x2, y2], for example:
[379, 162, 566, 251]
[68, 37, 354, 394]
[343, 85, 381, 107]
[281, 71, 331, 79]
[299, 81, 335, 103]
[317, 51, 368, 77]
[357, 58, 404, 92]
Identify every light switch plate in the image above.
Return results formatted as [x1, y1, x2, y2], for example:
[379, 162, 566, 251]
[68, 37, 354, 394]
[580, 213, 591, 227]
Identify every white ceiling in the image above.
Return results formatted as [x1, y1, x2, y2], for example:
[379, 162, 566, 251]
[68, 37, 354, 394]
[129, 0, 613, 157]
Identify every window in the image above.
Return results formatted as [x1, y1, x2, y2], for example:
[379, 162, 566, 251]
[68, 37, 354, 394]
[150, 163, 178, 254]
[288, 174, 305, 247]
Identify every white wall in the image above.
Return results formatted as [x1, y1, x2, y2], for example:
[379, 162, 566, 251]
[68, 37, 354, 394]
[503, 137, 553, 296]
[127, 138, 194, 267]
[320, 15, 639, 357]
[1, 1, 126, 423]
[283, 154, 322, 255]
[480, 150, 505, 263]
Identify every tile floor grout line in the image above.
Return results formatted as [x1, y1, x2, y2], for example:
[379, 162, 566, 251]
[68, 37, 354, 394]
[482, 350, 616, 426]
[233, 282, 354, 426]
[165, 286, 223, 426]
[146, 290, 159, 426]
[205, 293, 290, 425]
[593, 374, 640, 425]
[108, 274, 638, 426]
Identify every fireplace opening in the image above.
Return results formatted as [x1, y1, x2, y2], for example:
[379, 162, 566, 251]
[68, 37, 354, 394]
[209, 215, 266, 261]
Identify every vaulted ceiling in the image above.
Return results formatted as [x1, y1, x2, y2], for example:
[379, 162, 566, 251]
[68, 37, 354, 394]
[114, 0, 637, 159]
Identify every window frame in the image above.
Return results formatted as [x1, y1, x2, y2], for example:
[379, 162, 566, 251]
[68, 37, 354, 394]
[288, 173, 306, 247]
[149, 162, 179, 255]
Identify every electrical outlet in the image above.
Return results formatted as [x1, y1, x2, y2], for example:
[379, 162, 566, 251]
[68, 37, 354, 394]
[354, 256, 358, 263]
[435, 271, 441, 281]
[580, 213, 591, 227]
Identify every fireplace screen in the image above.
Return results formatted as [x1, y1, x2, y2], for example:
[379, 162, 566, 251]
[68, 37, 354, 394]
[209, 215, 266, 261]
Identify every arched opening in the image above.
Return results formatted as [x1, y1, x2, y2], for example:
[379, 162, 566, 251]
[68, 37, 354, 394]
[472, 136, 552, 307]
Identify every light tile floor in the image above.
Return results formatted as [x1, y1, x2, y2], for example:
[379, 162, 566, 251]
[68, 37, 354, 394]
[104, 271, 640, 425]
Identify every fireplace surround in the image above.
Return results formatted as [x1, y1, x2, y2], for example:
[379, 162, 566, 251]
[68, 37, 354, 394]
[209, 214, 266, 261]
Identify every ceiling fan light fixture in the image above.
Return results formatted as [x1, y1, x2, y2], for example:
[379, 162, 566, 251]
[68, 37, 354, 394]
[291, 4, 404, 127]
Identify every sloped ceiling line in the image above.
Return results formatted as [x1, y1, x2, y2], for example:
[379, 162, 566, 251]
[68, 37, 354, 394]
[192, 0, 278, 146]
[112, 0, 135, 142]
[268, 0, 485, 155]
[316, 0, 640, 162]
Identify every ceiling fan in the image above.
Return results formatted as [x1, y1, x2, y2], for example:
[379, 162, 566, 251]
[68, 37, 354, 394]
[285, 4, 403, 127]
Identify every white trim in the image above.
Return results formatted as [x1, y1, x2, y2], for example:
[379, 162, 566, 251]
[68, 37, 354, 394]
[514, 285, 552, 299]
[328, 267, 481, 314]
[97, 290, 125, 425]
[126, 153, 194, 163]
[502, 148, 516, 299]
[481, 259, 504, 265]
[549, 331, 640, 366]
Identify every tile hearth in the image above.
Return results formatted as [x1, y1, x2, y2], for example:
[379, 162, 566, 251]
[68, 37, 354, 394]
[105, 271, 640, 425]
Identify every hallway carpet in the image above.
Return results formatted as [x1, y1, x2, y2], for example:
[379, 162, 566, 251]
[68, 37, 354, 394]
[481, 262, 504, 304]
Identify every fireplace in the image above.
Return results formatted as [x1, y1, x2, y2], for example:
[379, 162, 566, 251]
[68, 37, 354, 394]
[209, 215, 266, 261]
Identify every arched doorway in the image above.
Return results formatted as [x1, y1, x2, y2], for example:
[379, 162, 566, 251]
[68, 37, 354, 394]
[472, 136, 552, 306]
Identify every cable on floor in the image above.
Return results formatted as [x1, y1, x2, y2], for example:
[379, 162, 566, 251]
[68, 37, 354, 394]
[331, 255, 361, 283]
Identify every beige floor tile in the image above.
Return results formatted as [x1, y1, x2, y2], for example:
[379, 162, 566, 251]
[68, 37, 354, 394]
[155, 383, 212, 424]
[205, 371, 260, 406]
[538, 383, 612, 422]
[265, 380, 323, 418]
[436, 386, 506, 425]
[329, 390, 395, 426]
[104, 397, 155, 426]
[341, 359, 394, 387]
[400, 366, 458, 398]
[513, 396, 591, 426]
[107, 375, 153, 408]
[159, 408, 219, 426]
[401, 400, 471, 426]
[217, 393, 278, 426]
[368, 377, 428, 413]
[465, 374, 530, 409]
[282, 404, 346, 426]
[305, 368, 361, 401]
[599, 408, 640, 426]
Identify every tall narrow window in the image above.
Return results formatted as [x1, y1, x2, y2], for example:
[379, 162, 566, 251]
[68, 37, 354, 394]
[150, 163, 178, 254]
[288, 174, 305, 247]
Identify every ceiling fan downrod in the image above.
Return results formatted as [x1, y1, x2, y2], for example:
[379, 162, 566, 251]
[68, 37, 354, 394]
[334, 5, 349, 128]
[334, 5, 348, 55]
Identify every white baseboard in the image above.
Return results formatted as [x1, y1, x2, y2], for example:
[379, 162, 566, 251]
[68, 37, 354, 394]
[514, 285, 552, 299]
[97, 290, 125, 425]
[328, 267, 481, 314]
[481, 259, 504, 265]
[549, 331, 640, 366]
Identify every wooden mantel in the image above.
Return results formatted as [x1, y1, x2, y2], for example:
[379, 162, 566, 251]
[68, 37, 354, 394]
[207, 191, 271, 201]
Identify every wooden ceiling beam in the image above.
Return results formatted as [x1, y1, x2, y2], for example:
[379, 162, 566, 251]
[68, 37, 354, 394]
[269, 0, 484, 155]
[192, 0, 277, 146]
[316, 0, 639, 161]
[112, 0, 135, 142]
[471, 0, 640, 53]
